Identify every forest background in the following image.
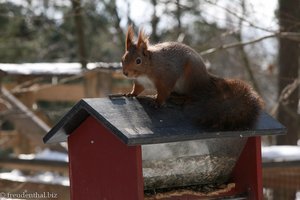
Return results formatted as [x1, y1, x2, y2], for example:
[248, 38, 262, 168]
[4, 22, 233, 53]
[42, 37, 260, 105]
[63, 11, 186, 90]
[0, 0, 299, 145]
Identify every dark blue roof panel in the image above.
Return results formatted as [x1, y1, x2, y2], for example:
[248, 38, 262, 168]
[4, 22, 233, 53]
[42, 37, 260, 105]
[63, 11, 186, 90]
[43, 97, 286, 146]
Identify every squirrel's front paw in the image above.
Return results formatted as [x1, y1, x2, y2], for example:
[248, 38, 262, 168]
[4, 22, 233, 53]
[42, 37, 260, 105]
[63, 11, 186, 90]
[124, 93, 137, 98]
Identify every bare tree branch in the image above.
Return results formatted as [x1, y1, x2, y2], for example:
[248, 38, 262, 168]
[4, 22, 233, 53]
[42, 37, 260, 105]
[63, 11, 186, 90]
[204, 0, 277, 33]
[200, 34, 276, 56]
[270, 78, 300, 117]
[200, 32, 300, 56]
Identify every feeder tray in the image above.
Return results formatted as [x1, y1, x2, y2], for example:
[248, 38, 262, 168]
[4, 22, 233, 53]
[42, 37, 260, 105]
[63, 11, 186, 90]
[142, 138, 246, 189]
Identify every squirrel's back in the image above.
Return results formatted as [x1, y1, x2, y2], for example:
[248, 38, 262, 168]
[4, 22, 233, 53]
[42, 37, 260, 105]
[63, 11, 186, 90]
[184, 74, 263, 130]
[149, 42, 206, 72]
[149, 42, 209, 95]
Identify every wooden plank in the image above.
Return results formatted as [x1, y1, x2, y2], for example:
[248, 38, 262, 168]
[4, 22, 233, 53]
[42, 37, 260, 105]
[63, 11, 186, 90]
[13, 83, 129, 103]
[84, 71, 99, 98]
[0, 158, 68, 174]
[263, 166, 300, 190]
[0, 130, 19, 148]
[1, 87, 66, 152]
[14, 90, 36, 108]
[263, 160, 300, 168]
[0, 130, 32, 154]
[36, 84, 84, 102]
[98, 71, 113, 97]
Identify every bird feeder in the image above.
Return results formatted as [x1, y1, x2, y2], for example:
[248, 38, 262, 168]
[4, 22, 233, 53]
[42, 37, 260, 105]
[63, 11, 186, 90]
[43, 97, 285, 200]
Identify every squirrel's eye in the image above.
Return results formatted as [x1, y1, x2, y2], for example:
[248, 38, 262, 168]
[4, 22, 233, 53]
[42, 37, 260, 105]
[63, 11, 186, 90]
[135, 57, 142, 65]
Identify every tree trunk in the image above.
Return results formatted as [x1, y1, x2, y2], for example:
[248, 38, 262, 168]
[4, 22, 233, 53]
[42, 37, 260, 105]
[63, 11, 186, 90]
[71, 0, 87, 69]
[151, 0, 159, 43]
[276, 0, 300, 145]
[104, 0, 124, 46]
[175, 0, 182, 37]
[236, 0, 261, 95]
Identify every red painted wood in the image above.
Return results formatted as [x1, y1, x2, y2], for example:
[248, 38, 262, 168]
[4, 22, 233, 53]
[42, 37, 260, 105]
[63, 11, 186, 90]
[66, 114, 262, 200]
[231, 136, 263, 200]
[68, 116, 144, 200]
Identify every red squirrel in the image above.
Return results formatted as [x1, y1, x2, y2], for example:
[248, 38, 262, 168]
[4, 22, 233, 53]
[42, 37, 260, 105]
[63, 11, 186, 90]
[121, 26, 263, 130]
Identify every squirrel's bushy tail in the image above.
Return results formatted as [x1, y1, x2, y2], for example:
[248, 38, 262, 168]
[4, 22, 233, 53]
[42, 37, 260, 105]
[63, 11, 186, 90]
[185, 75, 263, 130]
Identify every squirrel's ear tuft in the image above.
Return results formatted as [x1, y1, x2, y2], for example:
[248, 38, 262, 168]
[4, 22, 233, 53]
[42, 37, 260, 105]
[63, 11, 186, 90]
[137, 28, 149, 51]
[126, 25, 135, 51]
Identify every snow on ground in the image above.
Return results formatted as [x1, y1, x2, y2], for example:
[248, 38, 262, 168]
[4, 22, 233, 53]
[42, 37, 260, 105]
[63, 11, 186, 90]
[0, 63, 83, 75]
[0, 169, 69, 186]
[0, 149, 69, 186]
[0, 62, 121, 75]
[18, 148, 68, 162]
[262, 145, 300, 162]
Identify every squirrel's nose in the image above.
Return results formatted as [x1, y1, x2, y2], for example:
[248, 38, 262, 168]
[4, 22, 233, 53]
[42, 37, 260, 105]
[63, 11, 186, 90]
[123, 70, 128, 77]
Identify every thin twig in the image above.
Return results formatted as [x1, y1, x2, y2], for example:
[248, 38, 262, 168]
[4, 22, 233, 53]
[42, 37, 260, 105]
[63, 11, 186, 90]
[200, 33, 277, 55]
[204, 0, 277, 33]
[270, 78, 300, 117]
[200, 32, 300, 56]
[11, 77, 44, 93]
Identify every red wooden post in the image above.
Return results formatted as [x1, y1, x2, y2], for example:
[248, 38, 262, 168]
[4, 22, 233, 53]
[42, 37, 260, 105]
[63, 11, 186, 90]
[68, 116, 144, 200]
[231, 136, 263, 200]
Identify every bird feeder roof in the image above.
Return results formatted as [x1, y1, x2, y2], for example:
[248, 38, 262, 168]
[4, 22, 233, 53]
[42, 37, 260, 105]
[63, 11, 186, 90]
[43, 97, 286, 146]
